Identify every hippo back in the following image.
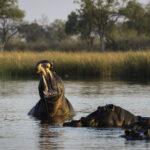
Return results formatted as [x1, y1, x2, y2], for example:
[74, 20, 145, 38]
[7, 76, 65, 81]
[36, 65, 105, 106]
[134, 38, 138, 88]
[63, 104, 138, 128]
[96, 105, 138, 127]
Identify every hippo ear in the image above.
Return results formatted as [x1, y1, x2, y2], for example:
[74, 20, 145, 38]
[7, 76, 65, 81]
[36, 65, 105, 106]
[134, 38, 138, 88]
[110, 104, 115, 112]
[106, 104, 115, 112]
[97, 106, 101, 110]
[111, 105, 115, 111]
[103, 107, 107, 111]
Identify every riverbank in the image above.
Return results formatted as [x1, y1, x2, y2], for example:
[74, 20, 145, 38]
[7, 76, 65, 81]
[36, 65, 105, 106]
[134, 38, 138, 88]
[0, 51, 150, 80]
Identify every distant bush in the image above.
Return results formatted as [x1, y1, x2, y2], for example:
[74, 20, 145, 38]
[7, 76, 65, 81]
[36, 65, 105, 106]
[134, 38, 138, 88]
[5, 36, 150, 52]
[106, 37, 150, 51]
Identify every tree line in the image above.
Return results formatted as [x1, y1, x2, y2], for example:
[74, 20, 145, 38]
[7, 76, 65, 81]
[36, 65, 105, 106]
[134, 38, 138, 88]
[1, 0, 150, 51]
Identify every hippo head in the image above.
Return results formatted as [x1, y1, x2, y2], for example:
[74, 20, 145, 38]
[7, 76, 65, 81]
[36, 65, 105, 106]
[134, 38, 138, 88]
[35, 60, 60, 101]
[96, 104, 116, 127]
[97, 104, 115, 113]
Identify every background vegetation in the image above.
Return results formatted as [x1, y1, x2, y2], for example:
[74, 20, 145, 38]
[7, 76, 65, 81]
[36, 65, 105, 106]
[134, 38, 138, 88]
[1, 0, 150, 52]
[1, 51, 150, 80]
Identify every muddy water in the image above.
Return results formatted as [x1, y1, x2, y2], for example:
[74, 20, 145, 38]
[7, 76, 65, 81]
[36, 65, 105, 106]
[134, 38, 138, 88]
[0, 79, 150, 150]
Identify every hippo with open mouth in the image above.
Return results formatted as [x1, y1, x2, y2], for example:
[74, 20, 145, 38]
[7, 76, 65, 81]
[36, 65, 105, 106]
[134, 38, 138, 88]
[28, 60, 75, 122]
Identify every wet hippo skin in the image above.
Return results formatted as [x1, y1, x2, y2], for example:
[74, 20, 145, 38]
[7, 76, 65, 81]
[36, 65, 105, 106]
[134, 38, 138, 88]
[122, 117, 150, 140]
[63, 104, 138, 127]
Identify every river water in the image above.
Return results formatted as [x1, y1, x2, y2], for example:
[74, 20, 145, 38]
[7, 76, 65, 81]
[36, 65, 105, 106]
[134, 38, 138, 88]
[0, 79, 150, 150]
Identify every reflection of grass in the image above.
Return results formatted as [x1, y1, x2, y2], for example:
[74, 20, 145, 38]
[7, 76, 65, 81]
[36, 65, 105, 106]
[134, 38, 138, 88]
[0, 51, 150, 79]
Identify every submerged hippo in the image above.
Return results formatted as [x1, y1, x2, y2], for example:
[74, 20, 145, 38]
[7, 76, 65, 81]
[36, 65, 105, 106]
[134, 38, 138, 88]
[122, 117, 150, 140]
[28, 60, 75, 122]
[63, 104, 138, 128]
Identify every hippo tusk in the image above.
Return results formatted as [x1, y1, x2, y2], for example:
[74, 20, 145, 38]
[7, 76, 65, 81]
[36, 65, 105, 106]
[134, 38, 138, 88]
[47, 69, 53, 81]
[42, 74, 48, 92]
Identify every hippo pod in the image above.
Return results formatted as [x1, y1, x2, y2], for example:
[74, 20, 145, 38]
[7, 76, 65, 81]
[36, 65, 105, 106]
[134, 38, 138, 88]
[122, 117, 150, 140]
[28, 60, 75, 122]
[63, 104, 138, 128]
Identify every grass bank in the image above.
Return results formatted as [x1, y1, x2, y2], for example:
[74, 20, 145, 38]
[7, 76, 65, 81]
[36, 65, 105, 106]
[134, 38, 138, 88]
[0, 51, 150, 80]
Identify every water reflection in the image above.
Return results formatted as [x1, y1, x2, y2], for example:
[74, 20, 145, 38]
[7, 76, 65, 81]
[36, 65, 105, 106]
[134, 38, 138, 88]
[34, 115, 73, 125]
[0, 79, 150, 150]
[65, 79, 150, 98]
[38, 123, 63, 150]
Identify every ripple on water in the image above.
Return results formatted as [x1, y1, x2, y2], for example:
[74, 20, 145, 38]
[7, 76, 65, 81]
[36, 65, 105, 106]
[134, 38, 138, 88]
[0, 79, 150, 150]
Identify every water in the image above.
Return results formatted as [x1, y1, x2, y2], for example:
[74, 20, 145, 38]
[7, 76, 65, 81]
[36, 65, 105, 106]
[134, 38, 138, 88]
[0, 79, 150, 150]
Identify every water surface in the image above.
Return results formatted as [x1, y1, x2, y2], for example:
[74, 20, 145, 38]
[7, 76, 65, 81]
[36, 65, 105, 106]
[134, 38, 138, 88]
[0, 79, 150, 150]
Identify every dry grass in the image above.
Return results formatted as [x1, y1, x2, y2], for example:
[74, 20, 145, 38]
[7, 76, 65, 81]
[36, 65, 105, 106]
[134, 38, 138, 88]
[0, 51, 150, 79]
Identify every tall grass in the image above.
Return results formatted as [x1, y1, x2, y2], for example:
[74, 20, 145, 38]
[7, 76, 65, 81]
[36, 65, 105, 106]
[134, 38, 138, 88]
[1, 51, 150, 80]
